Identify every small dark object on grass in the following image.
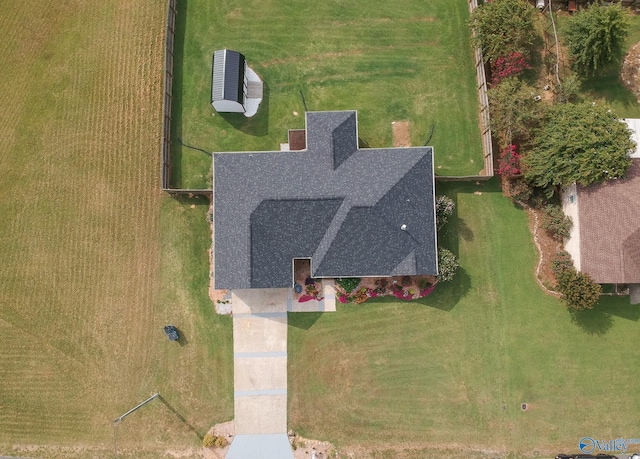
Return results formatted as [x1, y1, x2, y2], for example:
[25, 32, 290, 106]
[164, 325, 179, 341]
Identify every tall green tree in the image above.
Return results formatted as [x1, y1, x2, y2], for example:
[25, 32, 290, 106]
[564, 2, 631, 77]
[522, 102, 634, 193]
[488, 77, 542, 146]
[469, 0, 536, 62]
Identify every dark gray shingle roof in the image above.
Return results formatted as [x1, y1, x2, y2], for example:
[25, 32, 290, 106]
[214, 111, 437, 289]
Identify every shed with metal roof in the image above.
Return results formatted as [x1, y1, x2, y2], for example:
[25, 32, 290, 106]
[211, 49, 247, 113]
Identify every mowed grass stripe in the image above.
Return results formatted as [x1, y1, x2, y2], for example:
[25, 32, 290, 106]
[174, 0, 481, 188]
[0, 0, 184, 449]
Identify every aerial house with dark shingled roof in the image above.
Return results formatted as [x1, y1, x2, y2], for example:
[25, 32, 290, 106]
[213, 110, 438, 290]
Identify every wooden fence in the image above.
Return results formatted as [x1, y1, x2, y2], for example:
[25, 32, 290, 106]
[160, 0, 212, 197]
[467, 0, 494, 177]
[161, 0, 176, 192]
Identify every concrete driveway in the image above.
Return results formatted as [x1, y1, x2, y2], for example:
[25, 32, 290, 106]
[227, 288, 293, 459]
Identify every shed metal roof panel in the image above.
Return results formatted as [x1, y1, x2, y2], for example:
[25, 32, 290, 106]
[212, 49, 245, 103]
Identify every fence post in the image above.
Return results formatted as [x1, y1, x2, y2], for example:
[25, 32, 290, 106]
[161, 0, 177, 191]
[467, 0, 494, 176]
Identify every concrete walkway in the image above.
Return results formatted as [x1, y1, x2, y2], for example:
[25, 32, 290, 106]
[288, 279, 337, 313]
[227, 288, 294, 459]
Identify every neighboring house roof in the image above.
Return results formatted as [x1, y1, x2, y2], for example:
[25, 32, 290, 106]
[213, 111, 438, 289]
[212, 49, 245, 104]
[569, 159, 640, 284]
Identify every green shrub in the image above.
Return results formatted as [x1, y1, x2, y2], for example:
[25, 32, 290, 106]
[435, 195, 455, 230]
[564, 2, 630, 77]
[542, 204, 572, 240]
[551, 250, 573, 281]
[561, 270, 601, 310]
[336, 277, 361, 294]
[203, 433, 216, 448]
[437, 247, 459, 282]
[469, 0, 537, 62]
[507, 177, 532, 204]
[417, 277, 432, 291]
[551, 250, 600, 310]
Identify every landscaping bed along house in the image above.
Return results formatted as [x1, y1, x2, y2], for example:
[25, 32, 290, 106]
[295, 276, 438, 304]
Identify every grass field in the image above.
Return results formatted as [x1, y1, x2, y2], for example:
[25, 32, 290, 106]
[0, 1, 232, 457]
[171, 0, 483, 189]
[289, 180, 640, 458]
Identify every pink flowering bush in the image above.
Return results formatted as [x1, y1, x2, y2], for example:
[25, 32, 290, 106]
[497, 144, 522, 176]
[491, 52, 532, 85]
[420, 284, 436, 297]
[298, 294, 315, 303]
[334, 277, 438, 304]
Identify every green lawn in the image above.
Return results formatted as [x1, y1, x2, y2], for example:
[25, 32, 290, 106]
[0, 2, 232, 457]
[289, 180, 640, 458]
[172, 0, 483, 188]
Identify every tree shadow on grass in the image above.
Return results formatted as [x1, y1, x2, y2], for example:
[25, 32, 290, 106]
[581, 67, 639, 109]
[456, 218, 474, 242]
[416, 267, 471, 312]
[569, 295, 640, 335]
[569, 307, 614, 336]
[158, 395, 204, 440]
[219, 82, 270, 137]
[288, 312, 323, 330]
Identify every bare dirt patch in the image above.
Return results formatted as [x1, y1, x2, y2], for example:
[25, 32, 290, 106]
[621, 41, 640, 101]
[201, 422, 338, 459]
[392, 120, 410, 147]
[290, 432, 338, 459]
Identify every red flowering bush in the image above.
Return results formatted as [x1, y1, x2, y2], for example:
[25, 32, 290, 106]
[298, 294, 315, 303]
[392, 289, 412, 300]
[420, 284, 436, 297]
[497, 144, 522, 176]
[492, 52, 532, 85]
[335, 277, 437, 304]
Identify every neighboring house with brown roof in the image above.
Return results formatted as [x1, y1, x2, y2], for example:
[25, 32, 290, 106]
[562, 147, 640, 305]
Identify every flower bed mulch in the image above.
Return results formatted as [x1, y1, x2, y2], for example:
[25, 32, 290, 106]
[335, 275, 438, 304]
